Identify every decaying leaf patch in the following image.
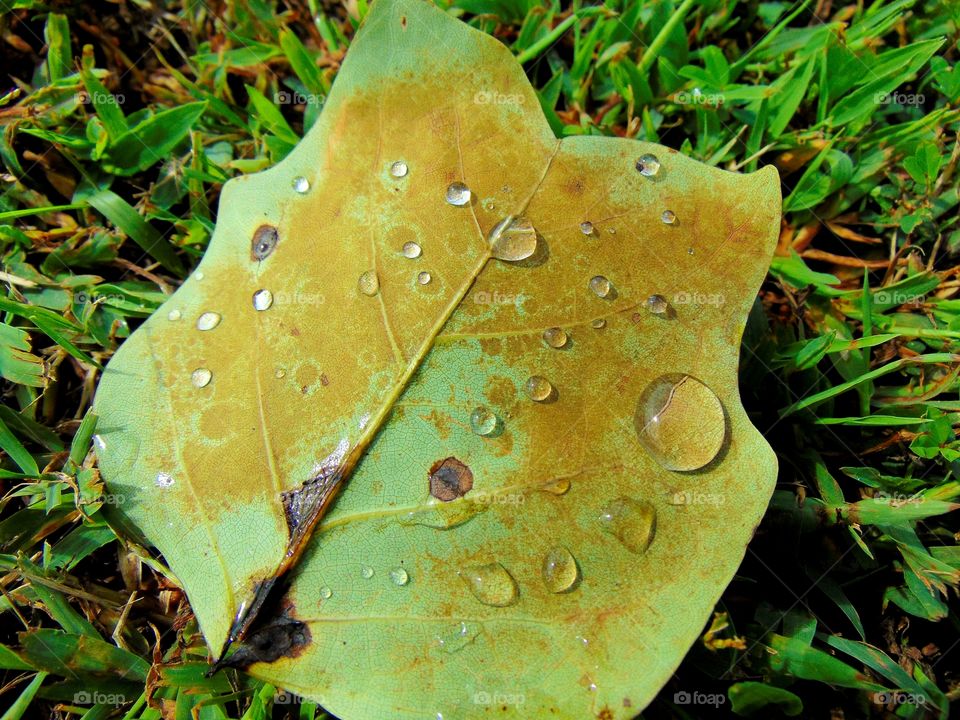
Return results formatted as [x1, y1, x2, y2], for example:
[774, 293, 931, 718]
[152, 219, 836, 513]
[93, 0, 782, 717]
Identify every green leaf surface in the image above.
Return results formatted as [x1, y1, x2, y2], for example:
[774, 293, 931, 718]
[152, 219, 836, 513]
[93, 0, 781, 717]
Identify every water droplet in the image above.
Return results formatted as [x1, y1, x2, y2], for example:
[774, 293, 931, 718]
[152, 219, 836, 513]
[445, 181, 471, 206]
[542, 478, 571, 495]
[417, 271, 432, 285]
[542, 546, 579, 593]
[646, 294, 668, 315]
[470, 406, 497, 436]
[275, 368, 286, 379]
[598, 497, 657, 554]
[155, 471, 174, 488]
[579, 221, 594, 236]
[635, 374, 725, 471]
[196, 311, 221, 331]
[191, 368, 212, 388]
[292, 176, 310, 193]
[251, 225, 279, 260]
[460, 562, 518, 607]
[688, 247, 695, 255]
[390, 567, 409, 586]
[542, 326, 568, 349]
[488, 215, 538, 262]
[358, 270, 380, 296]
[319, 586, 332, 600]
[435, 621, 475, 653]
[360, 565, 374, 579]
[589, 275, 612, 298]
[483, 198, 495, 211]
[591, 318, 606, 329]
[402, 241, 422, 259]
[524, 375, 553, 402]
[252, 289, 273, 311]
[390, 161, 408, 178]
[635, 153, 661, 177]
[167, 309, 181, 321]
[661, 210, 677, 225]
[195, 271, 204, 280]
[92, 434, 106, 451]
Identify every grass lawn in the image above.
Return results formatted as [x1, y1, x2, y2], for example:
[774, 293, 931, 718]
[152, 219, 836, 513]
[0, 0, 958, 718]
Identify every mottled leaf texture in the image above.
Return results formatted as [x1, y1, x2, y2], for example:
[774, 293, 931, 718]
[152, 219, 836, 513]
[93, 0, 781, 717]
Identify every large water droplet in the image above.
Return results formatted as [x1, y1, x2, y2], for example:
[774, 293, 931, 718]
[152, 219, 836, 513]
[542, 326, 568, 349]
[589, 275, 612, 298]
[196, 311, 221, 331]
[252, 289, 273, 311]
[402, 241, 422, 259]
[460, 562, 518, 607]
[470, 406, 497, 436]
[191, 368, 212, 388]
[360, 565, 374, 579]
[542, 546, 579, 593]
[646, 294, 668, 315]
[417, 271, 432, 285]
[488, 216, 537, 261]
[579, 221, 594, 236]
[390, 567, 409, 586]
[524, 375, 553, 402]
[390, 161, 408, 178]
[358, 270, 380, 296]
[435, 621, 476, 654]
[635, 374, 725, 471]
[590, 318, 606, 329]
[445, 182, 471, 207]
[292, 176, 310, 193]
[598, 497, 656, 554]
[155, 471, 174, 488]
[635, 154, 661, 177]
[661, 210, 677, 225]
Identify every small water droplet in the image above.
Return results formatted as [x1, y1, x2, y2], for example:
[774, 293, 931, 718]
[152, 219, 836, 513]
[435, 621, 475, 653]
[196, 311, 221, 331]
[252, 225, 279, 260]
[598, 497, 657, 554]
[417, 271, 432, 285]
[155, 471, 174, 488]
[646, 294, 668, 315]
[591, 318, 606, 329]
[390, 567, 409, 586]
[319, 586, 332, 600]
[275, 368, 286, 379]
[542, 326, 568, 349]
[191, 368, 212, 388]
[483, 198, 495, 211]
[292, 176, 310, 193]
[488, 215, 538, 261]
[636, 153, 661, 177]
[579, 221, 594, 236]
[661, 210, 677, 225]
[542, 478, 571, 495]
[167, 309, 181, 321]
[470, 406, 497, 436]
[542, 546, 579, 593]
[445, 181, 471, 206]
[635, 374, 726, 471]
[92, 434, 106, 451]
[360, 565, 374, 579]
[195, 271, 204, 280]
[688, 247, 695, 255]
[589, 275, 612, 298]
[402, 241, 422, 259]
[524, 375, 553, 402]
[390, 161, 408, 178]
[252, 289, 273, 311]
[358, 270, 380, 296]
[460, 562, 518, 607]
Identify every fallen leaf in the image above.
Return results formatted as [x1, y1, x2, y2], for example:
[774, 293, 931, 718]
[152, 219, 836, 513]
[93, 0, 781, 716]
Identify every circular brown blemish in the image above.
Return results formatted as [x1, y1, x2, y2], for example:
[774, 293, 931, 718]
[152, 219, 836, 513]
[251, 225, 279, 260]
[428, 457, 473, 502]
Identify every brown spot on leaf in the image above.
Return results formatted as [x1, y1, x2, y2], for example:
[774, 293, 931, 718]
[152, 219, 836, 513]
[429, 457, 473, 501]
[251, 225, 279, 260]
[597, 708, 614, 720]
[216, 602, 310, 669]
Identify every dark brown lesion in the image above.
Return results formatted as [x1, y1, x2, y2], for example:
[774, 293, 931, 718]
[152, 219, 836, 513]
[213, 461, 346, 668]
[429, 456, 473, 501]
[213, 602, 310, 670]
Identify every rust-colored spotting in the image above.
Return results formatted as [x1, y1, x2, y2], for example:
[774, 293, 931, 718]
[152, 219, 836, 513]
[428, 457, 473, 501]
